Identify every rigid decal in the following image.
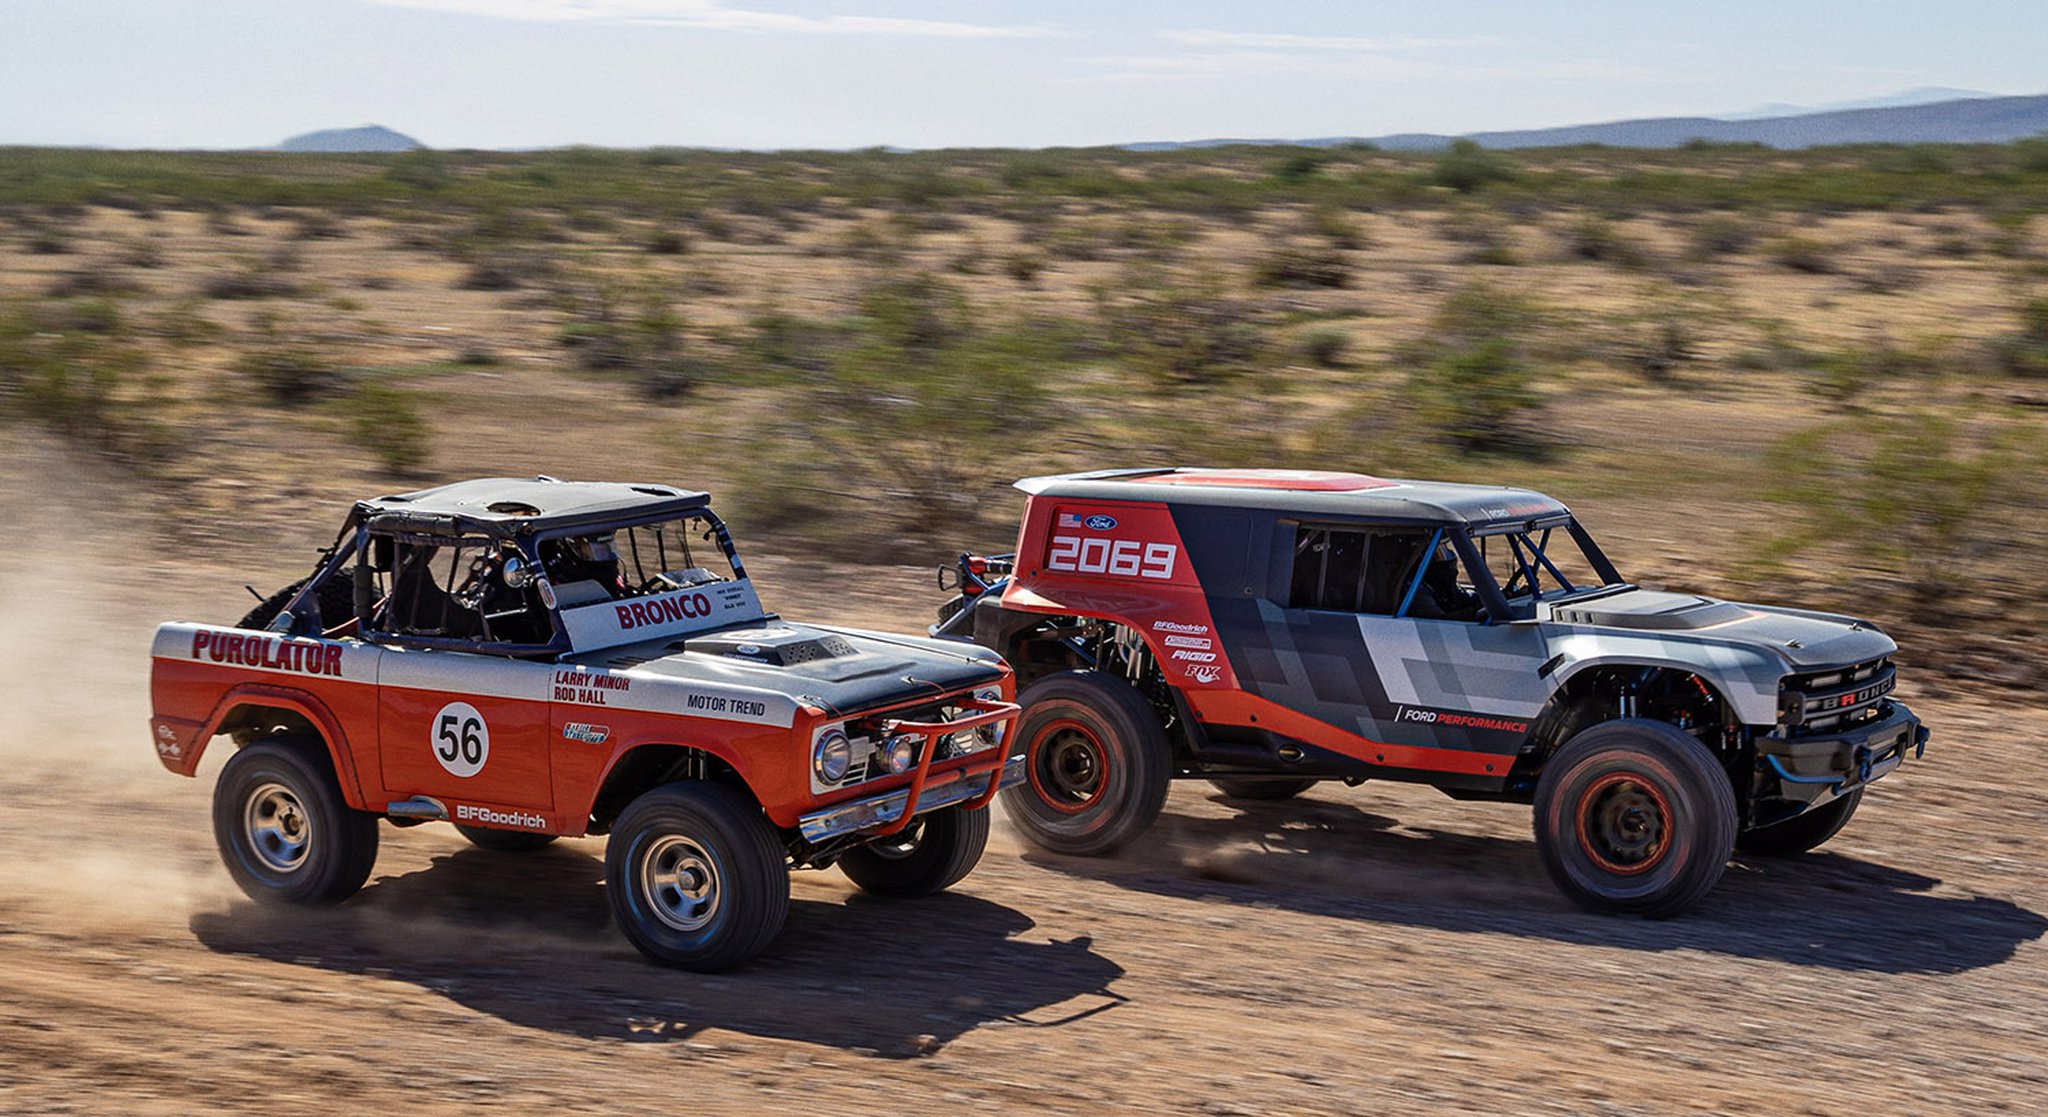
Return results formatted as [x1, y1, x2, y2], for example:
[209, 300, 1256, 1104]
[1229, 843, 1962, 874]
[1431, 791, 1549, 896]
[561, 722, 611, 745]
[1393, 705, 1530, 735]
[432, 701, 490, 778]
[554, 668, 632, 705]
[558, 579, 766, 651]
[454, 804, 547, 830]
[188, 630, 342, 677]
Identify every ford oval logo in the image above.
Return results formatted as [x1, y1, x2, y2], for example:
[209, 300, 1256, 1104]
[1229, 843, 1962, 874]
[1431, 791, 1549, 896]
[1084, 514, 1118, 531]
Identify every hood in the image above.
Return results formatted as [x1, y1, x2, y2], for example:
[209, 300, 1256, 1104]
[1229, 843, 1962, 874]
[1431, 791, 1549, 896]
[1547, 588, 1897, 669]
[570, 620, 1005, 717]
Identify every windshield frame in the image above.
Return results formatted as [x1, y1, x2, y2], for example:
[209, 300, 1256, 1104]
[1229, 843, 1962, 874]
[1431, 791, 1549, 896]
[1458, 516, 1628, 621]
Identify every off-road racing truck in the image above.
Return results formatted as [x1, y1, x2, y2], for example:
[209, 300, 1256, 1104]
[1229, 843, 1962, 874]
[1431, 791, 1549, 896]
[936, 468, 1928, 917]
[151, 477, 1019, 971]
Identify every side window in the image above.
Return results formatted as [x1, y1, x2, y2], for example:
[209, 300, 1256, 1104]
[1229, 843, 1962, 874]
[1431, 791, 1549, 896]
[367, 534, 549, 645]
[1287, 525, 1484, 621]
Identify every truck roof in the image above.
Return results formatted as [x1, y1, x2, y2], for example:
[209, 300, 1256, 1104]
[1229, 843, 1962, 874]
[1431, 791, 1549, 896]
[354, 477, 711, 537]
[1015, 468, 1570, 526]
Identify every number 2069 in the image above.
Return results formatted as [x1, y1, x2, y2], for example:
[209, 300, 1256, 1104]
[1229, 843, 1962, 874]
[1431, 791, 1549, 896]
[1047, 536, 1178, 580]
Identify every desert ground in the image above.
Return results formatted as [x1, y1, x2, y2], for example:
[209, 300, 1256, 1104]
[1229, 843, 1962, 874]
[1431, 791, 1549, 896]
[2, 435, 2045, 1116]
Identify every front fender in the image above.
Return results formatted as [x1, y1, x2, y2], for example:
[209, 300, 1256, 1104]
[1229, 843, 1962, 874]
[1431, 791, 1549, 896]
[1546, 632, 1786, 726]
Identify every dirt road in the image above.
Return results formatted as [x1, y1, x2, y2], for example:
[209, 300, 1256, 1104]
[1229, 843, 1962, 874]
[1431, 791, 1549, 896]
[2, 487, 2044, 1116]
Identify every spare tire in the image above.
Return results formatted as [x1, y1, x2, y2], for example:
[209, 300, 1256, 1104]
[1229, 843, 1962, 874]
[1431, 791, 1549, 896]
[238, 569, 358, 631]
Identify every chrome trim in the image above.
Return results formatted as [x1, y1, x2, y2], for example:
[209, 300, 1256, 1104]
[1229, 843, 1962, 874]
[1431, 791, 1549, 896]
[798, 754, 1025, 843]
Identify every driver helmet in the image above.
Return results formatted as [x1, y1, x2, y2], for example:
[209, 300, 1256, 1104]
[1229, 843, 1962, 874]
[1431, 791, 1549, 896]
[563, 533, 617, 565]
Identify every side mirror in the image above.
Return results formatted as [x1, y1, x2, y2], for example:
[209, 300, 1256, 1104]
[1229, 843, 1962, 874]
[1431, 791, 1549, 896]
[502, 556, 532, 589]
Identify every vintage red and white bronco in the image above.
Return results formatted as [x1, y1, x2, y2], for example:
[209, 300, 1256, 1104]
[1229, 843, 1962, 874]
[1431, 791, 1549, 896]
[150, 477, 1018, 971]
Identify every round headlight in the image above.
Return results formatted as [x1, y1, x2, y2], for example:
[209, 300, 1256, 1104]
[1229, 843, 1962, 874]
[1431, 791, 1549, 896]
[974, 687, 1007, 747]
[883, 735, 917, 775]
[813, 729, 852, 784]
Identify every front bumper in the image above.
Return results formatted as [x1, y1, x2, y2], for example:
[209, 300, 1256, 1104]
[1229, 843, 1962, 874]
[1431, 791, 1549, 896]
[1759, 699, 1926, 804]
[799, 753, 1025, 843]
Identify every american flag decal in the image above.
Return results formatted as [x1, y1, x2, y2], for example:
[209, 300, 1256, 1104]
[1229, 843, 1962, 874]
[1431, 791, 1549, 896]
[1057, 512, 1083, 528]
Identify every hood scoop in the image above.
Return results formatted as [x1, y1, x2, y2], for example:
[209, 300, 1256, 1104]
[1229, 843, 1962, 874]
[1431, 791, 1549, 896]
[683, 626, 859, 666]
[1552, 590, 1751, 631]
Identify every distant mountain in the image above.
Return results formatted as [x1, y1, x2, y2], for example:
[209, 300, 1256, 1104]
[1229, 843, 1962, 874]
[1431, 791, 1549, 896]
[1126, 93, 2048, 153]
[278, 125, 422, 153]
[1716, 87, 1997, 122]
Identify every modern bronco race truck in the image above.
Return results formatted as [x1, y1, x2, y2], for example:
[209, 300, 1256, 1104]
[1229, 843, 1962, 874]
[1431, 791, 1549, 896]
[937, 468, 1928, 917]
[150, 477, 1019, 970]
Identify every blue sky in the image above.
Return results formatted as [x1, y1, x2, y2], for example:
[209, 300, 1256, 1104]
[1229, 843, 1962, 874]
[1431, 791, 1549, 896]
[3, 0, 2042, 149]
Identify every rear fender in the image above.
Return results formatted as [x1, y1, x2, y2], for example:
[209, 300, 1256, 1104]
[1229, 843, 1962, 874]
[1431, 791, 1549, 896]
[156, 683, 372, 810]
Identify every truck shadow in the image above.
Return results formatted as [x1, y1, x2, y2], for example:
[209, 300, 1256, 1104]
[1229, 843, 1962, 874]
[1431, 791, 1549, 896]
[189, 844, 1124, 1057]
[1022, 793, 2047, 976]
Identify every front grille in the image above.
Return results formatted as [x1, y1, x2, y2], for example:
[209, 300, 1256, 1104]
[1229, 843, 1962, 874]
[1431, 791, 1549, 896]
[829, 694, 1000, 792]
[1780, 657, 1894, 736]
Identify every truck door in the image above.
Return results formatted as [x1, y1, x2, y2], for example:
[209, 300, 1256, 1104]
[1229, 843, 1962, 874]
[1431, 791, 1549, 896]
[376, 646, 557, 815]
[1271, 524, 1551, 747]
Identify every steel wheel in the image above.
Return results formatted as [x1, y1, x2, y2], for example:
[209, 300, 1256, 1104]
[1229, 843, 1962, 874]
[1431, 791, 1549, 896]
[997, 671, 1171, 857]
[639, 834, 724, 933]
[1575, 773, 1672, 875]
[244, 782, 313, 873]
[1028, 718, 1110, 814]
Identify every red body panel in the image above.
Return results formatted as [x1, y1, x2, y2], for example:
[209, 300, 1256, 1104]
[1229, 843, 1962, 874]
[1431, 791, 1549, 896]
[1003, 498, 1239, 692]
[150, 621, 1013, 838]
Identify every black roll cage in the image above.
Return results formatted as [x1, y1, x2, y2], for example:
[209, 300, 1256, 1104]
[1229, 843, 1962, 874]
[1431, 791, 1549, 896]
[273, 504, 752, 660]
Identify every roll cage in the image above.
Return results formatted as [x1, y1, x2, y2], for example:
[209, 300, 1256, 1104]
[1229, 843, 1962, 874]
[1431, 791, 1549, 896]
[266, 504, 758, 660]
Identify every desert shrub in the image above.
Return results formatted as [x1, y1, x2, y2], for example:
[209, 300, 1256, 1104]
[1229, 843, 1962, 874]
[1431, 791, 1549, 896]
[349, 382, 431, 476]
[293, 210, 347, 240]
[1403, 283, 1547, 453]
[2013, 137, 2048, 173]
[1428, 140, 1517, 193]
[1251, 245, 1351, 288]
[117, 238, 166, 268]
[1303, 205, 1371, 250]
[0, 298, 167, 464]
[1688, 214, 1760, 258]
[1767, 235, 1839, 274]
[47, 264, 144, 298]
[744, 310, 853, 377]
[552, 273, 698, 397]
[1766, 412, 2044, 616]
[1994, 296, 2048, 377]
[645, 227, 690, 255]
[238, 345, 344, 406]
[1096, 267, 1271, 385]
[200, 257, 302, 299]
[1299, 328, 1350, 368]
[146, 300, 224, 346]
[1003, 251, 1046, 286]
[1271, 150, 1329, 184]
[1562, 217, 1648, 268]
[729, 289, 1057, 547]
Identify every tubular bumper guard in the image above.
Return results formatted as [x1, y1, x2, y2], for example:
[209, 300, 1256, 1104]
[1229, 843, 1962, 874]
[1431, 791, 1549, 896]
[1761, 700, 1927, 801]
[798, 698, 1022, 844]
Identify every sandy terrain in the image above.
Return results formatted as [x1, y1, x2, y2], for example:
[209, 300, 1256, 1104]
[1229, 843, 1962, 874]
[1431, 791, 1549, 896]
[2, 445, 2045, 1116]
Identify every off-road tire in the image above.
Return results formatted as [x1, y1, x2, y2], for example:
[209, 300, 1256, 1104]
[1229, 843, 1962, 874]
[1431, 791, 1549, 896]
[836, 806, 991, 898]
[999, 670, 1172, 857]
[237, 570, 358, 631]
[1737, 788, 1863, 856]
[605, 782, 789, 972]
[1533, 719, 1737, 918]
[1206, 776, 1318, 801]
[454, 824, 560, 853]
[213, 737, 380, 905]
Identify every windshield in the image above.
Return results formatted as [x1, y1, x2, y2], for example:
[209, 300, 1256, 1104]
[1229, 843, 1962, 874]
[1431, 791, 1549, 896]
[540, 513, 739, 603]
[1470, 520, 1623, 605]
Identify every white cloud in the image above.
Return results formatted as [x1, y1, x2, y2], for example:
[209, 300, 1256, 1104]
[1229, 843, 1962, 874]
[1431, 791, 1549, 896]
[1157, 29, 1489, 52]
[365, 0, 1060, 38]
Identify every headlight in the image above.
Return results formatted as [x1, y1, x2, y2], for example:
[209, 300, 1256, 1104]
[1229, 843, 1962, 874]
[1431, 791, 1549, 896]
[813, 728, 852, 784]
[883, 735, 917, 775]
[974, 687, 1007, 748]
